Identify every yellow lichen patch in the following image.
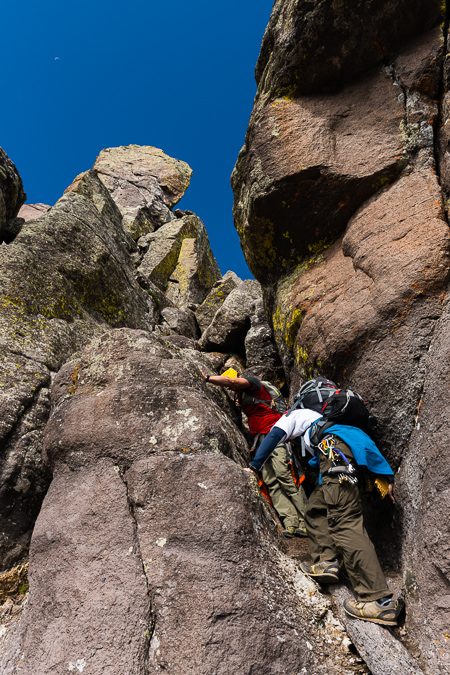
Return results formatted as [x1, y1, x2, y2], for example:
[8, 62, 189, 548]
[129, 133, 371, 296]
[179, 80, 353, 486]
[307, 239, 331, 256]
[272, 306, 303, 352]
[0, 563, 29, 604]
[68, 364, 80, 396]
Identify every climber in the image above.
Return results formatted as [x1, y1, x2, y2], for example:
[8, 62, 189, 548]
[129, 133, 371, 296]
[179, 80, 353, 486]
[201, 368, 308, 538]
[244, 409, 403, 626]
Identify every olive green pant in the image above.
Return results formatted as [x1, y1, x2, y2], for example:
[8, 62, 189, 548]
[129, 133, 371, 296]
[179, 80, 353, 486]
[304, 437, 391, 601]
[262, 443, 307, 529]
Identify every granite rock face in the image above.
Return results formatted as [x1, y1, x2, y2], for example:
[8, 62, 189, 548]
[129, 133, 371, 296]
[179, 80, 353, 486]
[232, 2, 450, 673]
[94, 145, 192, 240]
[0, 149, 26, 244]
[0, 187, 153, 571]
[0, 328, 359, 675]
[138, 214, 221, 305]
[255, 0, 441, 99]
[195, 270, 241, 333]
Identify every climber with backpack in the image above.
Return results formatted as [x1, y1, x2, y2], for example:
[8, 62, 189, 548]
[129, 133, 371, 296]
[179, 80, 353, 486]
[201, 368, 308, 538]
[244, 376, 403, 627]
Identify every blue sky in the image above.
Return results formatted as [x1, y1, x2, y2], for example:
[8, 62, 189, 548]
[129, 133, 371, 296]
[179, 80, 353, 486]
[1, 1, 274, 280]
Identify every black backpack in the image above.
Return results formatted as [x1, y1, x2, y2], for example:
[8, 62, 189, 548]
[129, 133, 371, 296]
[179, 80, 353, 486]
[290, 377, 338, 414]
[309, 388, 377, 448]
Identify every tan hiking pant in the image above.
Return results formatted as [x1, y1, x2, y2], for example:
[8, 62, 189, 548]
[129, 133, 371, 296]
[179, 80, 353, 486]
[304, 436, 391, 601]
[262, 443, 307, 530]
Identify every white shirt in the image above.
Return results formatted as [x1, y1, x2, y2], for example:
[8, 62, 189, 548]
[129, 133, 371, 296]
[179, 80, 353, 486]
[274, 409, 322, 454]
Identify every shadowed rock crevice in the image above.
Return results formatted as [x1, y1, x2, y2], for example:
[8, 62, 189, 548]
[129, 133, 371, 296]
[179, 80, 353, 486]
[118, 467, 155, 672]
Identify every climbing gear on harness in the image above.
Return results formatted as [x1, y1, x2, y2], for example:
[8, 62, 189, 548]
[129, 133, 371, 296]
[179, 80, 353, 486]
[343, 597, 404, 626]
[318, 436, 358, 484]
[300, 559, 342, 583]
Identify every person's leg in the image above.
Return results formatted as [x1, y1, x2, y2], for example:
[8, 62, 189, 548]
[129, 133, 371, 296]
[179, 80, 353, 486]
[261, 456, 299, 530]
[270, 443, 308, 525]
[304, 484, 339, 563]
[323, 479, 391, 601]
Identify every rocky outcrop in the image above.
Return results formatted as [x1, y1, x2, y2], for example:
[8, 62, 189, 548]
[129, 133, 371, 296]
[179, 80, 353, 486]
[0, 328, 360, 675]
[232, 2, 450, 673]
[0, 146, 208, 572]
[94, 145, 192, 240]
[137, 213, 221, 305]
[195, 270, 241, 333]
[0, 185, 154, 570]
[255, 0, 441, 99]
[0, 149, 26, 244]
[199, 280, 261, 353]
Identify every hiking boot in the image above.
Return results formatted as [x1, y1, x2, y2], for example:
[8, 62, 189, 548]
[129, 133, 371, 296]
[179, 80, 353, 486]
[294, 523, 307, 537]
[300, 559, 341, 583]
[343, 597, 404, 626]
[282, 526, 296, 538]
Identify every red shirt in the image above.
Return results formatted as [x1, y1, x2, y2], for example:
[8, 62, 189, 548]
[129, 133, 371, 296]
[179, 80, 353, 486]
[240, 377, 281, 435]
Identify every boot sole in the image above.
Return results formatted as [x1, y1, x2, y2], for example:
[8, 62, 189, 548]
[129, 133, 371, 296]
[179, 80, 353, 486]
[307, 573, 340, 583]
[299, 563, 340, 583]
[343, 606, 397, 626]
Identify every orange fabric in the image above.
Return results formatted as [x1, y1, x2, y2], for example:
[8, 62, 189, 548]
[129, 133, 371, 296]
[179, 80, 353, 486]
[288, 460, 305, 488]
[258, 478, 273, 506]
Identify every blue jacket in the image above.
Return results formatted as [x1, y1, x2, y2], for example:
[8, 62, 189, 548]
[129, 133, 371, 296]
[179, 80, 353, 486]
[309, 424, 394, 480]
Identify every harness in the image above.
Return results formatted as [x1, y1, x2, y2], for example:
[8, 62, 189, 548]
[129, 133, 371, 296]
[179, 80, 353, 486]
[317, 435, 358, 485]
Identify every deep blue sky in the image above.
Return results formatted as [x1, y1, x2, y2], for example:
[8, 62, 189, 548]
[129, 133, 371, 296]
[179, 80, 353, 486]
[1, 1, 274, 280]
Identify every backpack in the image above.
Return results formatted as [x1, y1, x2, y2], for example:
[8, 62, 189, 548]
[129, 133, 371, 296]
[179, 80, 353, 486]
[242, 381, 287, 415]
[290, 377, 338, 414]
[309, 388, 377, 448]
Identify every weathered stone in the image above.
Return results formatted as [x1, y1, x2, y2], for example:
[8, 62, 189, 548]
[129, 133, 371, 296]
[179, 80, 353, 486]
[195, 270, 241, 333]
[271, 167, 450, 465]
[232, 68, 412, 281]
[0, 190, 154, 569]
[16, 203, 50, 222]
[198, 280, 262, 355]
[255, 0, 442, 99]
[0, 149, 26, 244]
[1, 328, 362, 675]
[244, 298, 284, 386]
[160, 306, 199, 339]
[64, 169, 125, 231]
[396, 294, 450, 675]
[43, 329, 250, 470]
[94, 145, 192, 240]
[165, 232, 222, 307]
[138, 214, 221, 304]
[0, 462, 151, 674]
[231, 4, 450, 671]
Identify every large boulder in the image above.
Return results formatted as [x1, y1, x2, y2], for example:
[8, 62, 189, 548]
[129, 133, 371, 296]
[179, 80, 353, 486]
[195, 270, 241, 333]
[232, 3, 450, 672]
[232, 66, 428, 281]
[255, 0, 441, 99]
[0, 149, 26, 244]
[0, 186, 154, 570]
[198, 280, 261, 355]
[138, 214, 221, 305]
[0, 328, 362, 675]
[94, 145, 192, 240]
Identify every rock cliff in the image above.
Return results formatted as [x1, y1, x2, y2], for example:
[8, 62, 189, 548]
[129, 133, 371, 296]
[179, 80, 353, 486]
[1, 1, 449, 672]
[232, 1, 450, 673]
